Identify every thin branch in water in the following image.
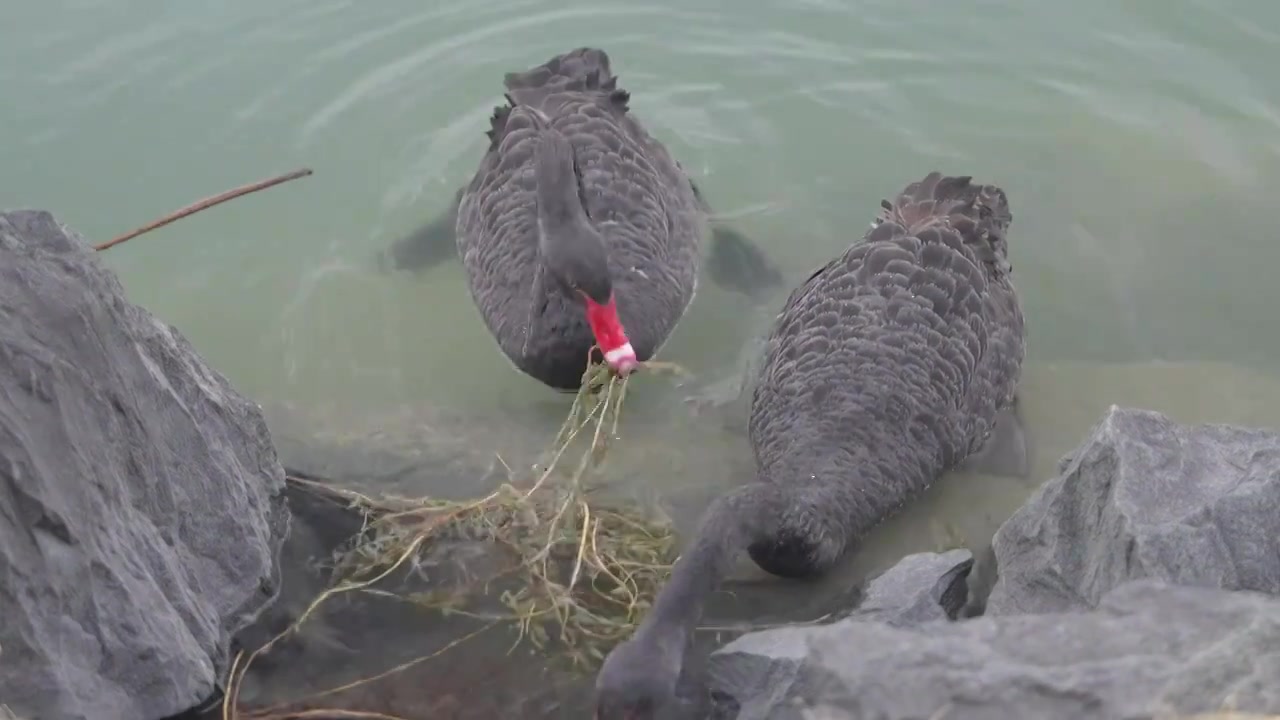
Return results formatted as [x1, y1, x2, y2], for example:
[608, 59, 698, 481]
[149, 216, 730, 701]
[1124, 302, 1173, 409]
[94, 168, 314, 252]
[241, 622, 498, 719]
[250, 711, 413, 720]
[223, 529, 433, 717]
[224, 358, 685, 716]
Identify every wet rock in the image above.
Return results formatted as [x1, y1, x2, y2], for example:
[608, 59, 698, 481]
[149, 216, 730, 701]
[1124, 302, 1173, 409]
[851, 548, 974, 625]
[713, 579, 1280, 720]
[987, 405, 1280, 616]
[0, 211, 289, 720]
[821, 579, 1280, 719]
[707, 549, 974, 719]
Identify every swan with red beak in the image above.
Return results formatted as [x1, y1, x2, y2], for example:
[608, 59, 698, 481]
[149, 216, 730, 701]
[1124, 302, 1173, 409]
[526, 124, 641, 380]
[380, 47, 782, 391]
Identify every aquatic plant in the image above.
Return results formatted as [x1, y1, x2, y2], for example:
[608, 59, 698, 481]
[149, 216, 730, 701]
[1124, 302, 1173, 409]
[222, 358, 688, 719]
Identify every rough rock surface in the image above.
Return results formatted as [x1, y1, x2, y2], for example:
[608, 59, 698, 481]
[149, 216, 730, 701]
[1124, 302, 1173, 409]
[708, 550, 974, 720]
[711, 579, 1280, 720]
[839, 548, 974, 627]
[0, 211, 289, 720]
[987, 405, 1280, 616]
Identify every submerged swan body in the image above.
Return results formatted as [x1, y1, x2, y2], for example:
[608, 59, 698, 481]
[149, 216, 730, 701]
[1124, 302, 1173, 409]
[380, 48, 782, 390]
[594, 172, 1029, 718]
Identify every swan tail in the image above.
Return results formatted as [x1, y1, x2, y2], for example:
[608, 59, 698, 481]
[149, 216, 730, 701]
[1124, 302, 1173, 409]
[873, 171, 1014, 270]
[502, 47, 629, 112]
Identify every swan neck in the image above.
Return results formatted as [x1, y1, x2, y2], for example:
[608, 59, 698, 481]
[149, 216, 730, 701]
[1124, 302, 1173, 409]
[636, 485, 770, 651]
[534, 130, 588, 234]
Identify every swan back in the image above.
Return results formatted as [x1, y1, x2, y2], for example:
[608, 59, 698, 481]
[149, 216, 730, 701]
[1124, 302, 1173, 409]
[749, 172, 1024, 504]
[456, 48, 706, 389]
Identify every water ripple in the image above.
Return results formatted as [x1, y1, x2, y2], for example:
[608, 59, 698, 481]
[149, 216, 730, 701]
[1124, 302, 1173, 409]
[5, 0, 1280, 486]
[380, 101, 497, 212]
[294, 4, 719, 148]
[44, 22, 186, 85]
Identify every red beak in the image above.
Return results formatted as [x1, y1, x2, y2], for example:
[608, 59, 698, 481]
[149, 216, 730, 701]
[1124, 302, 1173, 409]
[584, 293, 638, 375]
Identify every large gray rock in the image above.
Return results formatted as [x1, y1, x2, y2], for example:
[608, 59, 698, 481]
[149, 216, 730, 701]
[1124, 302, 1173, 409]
[708, 550, 974, 720]
[710, 579, 1280, 720]
[987, 405, 1280, 616]
[0, 211, 289, 720]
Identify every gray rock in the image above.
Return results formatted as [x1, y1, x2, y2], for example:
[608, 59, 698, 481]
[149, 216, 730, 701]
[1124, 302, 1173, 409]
[711, 579, 1280, 720]
[987, 405, 1280, 616]
[708, 550, 973, 720]
[848, 548, 974, 626]
[0, 211, 289, 720]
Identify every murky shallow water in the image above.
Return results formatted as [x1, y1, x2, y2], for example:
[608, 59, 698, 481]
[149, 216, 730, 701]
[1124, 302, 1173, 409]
[221, 360, 1280, 718]
[5, 0, 1280, 717]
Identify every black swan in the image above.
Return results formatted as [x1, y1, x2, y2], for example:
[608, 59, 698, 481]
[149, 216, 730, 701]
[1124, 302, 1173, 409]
[379, 47, 783, 390]
[593, 171, 1030, 719]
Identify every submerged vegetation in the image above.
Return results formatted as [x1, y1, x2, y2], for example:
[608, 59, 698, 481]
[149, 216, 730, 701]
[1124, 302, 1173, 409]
[223, 359, 690, 719]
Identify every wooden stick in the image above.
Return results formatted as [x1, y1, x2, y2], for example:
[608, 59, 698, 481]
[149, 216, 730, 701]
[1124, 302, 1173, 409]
[93, 168, 313, 252]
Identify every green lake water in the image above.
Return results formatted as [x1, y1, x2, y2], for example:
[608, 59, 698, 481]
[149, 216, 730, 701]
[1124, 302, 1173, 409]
[4, 0, 1280, 716]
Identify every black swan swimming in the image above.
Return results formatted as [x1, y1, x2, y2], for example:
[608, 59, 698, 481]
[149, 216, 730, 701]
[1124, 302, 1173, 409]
[592, 171, 1031, 719]
[379, 47, 783, 391]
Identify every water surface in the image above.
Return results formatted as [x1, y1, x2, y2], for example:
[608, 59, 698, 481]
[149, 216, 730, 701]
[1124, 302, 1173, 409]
[4, 0, 1280, 716]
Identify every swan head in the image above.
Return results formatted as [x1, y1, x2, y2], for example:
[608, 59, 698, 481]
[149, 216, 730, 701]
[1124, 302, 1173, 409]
[541, 219, 638, 377]
[593, 633, 685, 720]
[533, 129, 639, 377]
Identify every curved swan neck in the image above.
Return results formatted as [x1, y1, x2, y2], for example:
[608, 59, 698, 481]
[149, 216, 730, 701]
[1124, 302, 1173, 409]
[534, 130, 589, 233]
[636, 484, 776, 650]
[532, 129, 616, 308]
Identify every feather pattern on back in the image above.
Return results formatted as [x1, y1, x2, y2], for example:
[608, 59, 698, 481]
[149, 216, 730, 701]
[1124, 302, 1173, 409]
[456, 47, 706, 389]
[747, 171, 1025, 544]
